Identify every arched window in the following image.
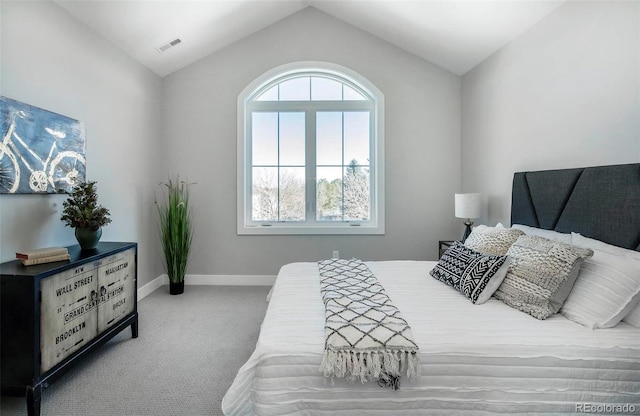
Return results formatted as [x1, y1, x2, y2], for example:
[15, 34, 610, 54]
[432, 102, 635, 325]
[237, 62, 384, 235]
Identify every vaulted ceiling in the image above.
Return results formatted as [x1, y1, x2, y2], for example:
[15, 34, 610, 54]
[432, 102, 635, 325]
[54, 0, 565, 78]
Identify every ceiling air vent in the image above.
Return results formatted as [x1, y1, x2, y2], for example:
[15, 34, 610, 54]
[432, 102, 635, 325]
[156, 38, 182, 53]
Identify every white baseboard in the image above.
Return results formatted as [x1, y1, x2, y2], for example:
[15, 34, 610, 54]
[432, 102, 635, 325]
[185, 274, 276, 286]
[137, 275, 166, 300]
[137, 274, 276, 300]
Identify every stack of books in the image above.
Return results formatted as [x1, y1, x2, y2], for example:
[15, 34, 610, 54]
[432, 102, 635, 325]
[16, 247, 71, 266]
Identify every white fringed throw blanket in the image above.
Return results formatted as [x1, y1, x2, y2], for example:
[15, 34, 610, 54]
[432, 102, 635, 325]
[318, 259, 420, 389]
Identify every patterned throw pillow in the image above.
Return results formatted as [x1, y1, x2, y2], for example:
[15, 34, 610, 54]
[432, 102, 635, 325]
[464, 225, 525, 256]
[493, 235, 593, 320]
[430, 242, 510, 304]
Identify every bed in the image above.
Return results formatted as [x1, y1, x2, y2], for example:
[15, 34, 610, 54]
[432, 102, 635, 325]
[222, 163, 640, 415]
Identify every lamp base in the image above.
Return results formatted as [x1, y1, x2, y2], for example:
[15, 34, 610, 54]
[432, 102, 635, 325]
[461, 220, 474, 243]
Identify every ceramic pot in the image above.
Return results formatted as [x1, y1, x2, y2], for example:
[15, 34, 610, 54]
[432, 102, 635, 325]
[169, 280, 184, 295]
[75, 227, 102, 250]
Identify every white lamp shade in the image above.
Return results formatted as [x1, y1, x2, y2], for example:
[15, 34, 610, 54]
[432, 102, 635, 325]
[455, 193, 483, 219]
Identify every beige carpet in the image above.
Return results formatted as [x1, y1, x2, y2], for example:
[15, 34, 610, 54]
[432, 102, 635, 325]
[0, 285, 270, 416]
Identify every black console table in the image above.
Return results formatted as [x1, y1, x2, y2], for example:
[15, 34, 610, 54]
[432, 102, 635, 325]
[1, 242, 138, 416]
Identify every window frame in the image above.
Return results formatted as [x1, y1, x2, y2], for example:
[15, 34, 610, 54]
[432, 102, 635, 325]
[237, 62, 385, 235]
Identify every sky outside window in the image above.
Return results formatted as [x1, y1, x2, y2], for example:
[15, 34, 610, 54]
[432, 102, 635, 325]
[256, 76, 367, 102]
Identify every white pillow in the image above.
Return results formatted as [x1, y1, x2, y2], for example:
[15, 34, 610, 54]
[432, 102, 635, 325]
[560, 249, 640, 329]
[511, 224, 572, 244]
[571, 233, 640, 261]
[571, 233, 640, 327]
[623, 303, 640, 327]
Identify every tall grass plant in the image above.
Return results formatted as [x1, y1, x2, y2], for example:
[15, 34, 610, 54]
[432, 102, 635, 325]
[156, 176, 194, 284]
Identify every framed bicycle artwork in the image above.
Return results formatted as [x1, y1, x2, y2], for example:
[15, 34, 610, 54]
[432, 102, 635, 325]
[0, 96, 86, 194]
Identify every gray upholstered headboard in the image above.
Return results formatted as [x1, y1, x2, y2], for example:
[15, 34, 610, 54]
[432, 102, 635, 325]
[511, 163, 640, 252]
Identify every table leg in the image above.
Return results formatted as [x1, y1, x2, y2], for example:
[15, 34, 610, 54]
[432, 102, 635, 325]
[131, 319, 138, 338]
[26, 384, 42, 416]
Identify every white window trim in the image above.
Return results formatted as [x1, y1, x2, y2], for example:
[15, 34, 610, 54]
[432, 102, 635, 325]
[237, 61, 385, 235]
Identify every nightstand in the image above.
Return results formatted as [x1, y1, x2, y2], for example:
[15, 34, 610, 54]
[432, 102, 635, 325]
[438, 240, 456, 258]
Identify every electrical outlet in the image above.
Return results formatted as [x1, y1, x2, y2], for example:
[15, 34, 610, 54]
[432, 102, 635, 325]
[332, 250, 339, 260]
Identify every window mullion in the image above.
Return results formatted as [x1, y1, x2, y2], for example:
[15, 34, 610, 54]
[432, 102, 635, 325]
[276, 112, 281, 222]
[368, 109, 375, 222]
[306, 109, 317, 224]
[341, 111, 345, 222]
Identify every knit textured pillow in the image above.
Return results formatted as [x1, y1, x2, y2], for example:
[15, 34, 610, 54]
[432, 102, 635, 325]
[430, 242, 510, 304]
[464, 225, 525, 256]
[493, 235, 593, 320]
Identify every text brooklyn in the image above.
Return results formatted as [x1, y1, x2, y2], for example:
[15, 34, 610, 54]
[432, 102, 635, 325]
[55, 321, 86, 345]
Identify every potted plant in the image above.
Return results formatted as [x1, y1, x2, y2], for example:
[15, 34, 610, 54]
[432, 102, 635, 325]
[156, 176, 194, 295]
[60, 181, 111, 250]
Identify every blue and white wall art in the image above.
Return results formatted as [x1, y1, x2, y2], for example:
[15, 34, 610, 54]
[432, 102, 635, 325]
[0, 96, 86, 194]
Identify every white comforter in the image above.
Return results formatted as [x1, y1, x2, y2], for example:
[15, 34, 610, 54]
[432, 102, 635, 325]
[222, 261, 640, 415]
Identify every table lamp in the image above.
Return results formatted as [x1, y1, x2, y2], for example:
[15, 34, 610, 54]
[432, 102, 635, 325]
[455, 193, 482, 242]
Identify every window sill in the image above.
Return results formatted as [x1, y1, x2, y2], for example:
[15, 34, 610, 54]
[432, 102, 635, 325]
[237, 224, 385, 235]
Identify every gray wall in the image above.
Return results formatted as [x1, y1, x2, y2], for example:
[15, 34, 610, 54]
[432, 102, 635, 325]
[0, 1, 165, 286]
[461, 0, 640, 226]
[5, 1, 635, 282]
[162, 7, 462, 276]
